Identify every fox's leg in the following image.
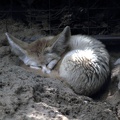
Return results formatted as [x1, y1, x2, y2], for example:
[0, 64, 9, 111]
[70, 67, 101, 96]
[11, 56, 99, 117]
[47, 59, 58, 70]
[39, 59, 59, 74]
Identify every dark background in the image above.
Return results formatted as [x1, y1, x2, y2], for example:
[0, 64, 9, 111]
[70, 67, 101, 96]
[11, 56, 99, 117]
[0, 0, 120, 35]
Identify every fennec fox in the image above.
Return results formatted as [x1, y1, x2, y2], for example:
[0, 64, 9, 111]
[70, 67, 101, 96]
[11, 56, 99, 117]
[5, 26, 110, 96]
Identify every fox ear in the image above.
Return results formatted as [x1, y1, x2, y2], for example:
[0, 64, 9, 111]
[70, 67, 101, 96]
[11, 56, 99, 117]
[51, 26, 71, 55]
[5, 33, 29, 61]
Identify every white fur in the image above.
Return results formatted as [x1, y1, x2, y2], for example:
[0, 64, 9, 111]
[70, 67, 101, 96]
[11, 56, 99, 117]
[59, 35, 110, 95]
[47, 60, 58, 69]
[42, 65, 51, 74]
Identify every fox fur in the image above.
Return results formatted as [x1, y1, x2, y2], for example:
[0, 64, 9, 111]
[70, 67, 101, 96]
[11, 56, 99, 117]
[5, 26, 110, 96]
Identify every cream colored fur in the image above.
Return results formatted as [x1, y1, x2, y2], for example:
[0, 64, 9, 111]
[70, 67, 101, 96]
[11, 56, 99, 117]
[5, 26, 110, 96]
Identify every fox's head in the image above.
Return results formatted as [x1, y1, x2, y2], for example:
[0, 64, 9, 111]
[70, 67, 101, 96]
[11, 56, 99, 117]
[5, 26, 71, 73]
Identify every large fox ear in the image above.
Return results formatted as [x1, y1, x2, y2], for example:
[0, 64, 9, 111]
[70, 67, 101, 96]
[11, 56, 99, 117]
[5, 33, 29, 61]
[51, 26, 71, 55]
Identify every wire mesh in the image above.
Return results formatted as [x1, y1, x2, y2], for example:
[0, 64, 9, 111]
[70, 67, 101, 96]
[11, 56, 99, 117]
[0, 0, 120, 35]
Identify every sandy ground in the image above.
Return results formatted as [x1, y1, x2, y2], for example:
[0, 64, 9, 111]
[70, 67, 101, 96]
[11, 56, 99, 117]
[0, 19, 120, 120]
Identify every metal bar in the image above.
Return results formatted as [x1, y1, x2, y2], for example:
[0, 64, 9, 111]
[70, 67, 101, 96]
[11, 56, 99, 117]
[93, 35, 120, 45]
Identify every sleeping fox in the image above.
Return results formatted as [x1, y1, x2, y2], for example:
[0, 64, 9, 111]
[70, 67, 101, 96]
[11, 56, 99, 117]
[5, 26, 110, 96]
